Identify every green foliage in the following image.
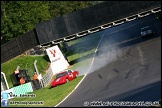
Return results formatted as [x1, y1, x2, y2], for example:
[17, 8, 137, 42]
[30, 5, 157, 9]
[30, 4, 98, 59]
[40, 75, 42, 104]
[1, 1, 93, 45]
[48, 1, 92, 18]
[1, 1, 51, 45]
[1, 29, 103, 106]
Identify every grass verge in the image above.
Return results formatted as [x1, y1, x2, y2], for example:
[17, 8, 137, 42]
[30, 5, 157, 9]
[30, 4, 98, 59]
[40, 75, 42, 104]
[1, 29, 105, 107]
[4, 75, 84, 107]
[1, 55, 50, 88]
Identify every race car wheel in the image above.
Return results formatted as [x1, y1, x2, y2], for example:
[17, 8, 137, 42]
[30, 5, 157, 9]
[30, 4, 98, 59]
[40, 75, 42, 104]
[66, 78, 69, 83]
[76, 74, 78, 78]
[49, 86, 53, 89]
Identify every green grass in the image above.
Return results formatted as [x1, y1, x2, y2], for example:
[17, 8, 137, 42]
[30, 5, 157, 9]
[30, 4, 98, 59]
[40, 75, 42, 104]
[1, 30, 104, 89]
[66, 31, 104, 65]
[2, 12, 161, 107]
[1, 55, 50, 88]
[1, 29, 105, 107]
[62, 30, 104, 75]
[3, 75, 84, 107]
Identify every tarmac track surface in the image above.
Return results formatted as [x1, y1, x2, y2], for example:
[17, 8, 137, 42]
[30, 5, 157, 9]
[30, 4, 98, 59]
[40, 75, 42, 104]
[57, 14, 161, 107]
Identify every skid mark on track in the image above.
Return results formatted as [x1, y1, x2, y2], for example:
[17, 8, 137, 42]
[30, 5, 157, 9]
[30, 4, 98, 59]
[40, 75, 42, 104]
[124, 70, 132, 79]
[136, 45, 145, 65]
[97, 74, 103, 79]
[113, 68, 120, 73]
[55, 29, 107, 107]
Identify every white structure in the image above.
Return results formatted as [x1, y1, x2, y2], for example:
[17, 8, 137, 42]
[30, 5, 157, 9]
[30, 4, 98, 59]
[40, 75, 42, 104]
[1, 72, 9, 92]
[46, 45, 69, 75]
[42, 45, 69, 87]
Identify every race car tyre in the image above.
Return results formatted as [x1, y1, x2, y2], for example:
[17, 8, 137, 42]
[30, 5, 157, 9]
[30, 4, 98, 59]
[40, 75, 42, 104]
[66, 78, 69, 83]
[76, 74, 78, 78]
[49, 86, 53, 89]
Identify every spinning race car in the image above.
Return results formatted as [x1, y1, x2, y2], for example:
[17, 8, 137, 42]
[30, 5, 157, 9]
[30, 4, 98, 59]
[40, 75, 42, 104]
[50, 70, 79, 88]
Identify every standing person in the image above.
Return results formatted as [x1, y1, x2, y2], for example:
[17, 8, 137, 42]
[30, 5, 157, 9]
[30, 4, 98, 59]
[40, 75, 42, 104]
[20, 76, 25, 85]
[33, 72, 38, 80]
[33, 72, 41, 89]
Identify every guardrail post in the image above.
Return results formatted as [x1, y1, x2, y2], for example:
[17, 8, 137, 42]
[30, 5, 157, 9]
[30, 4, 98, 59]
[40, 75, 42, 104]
[34, 60, 39, 75]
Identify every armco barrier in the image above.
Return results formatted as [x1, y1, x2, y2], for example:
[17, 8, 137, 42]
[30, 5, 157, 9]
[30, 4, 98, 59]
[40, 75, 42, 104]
[1, 1, 161, 63]
[35, 1, 161, 45]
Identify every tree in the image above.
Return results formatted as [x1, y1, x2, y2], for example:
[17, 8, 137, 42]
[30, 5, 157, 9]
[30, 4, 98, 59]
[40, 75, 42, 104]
[1, 1, 51, 45]
[1, 1, 94, 45]
[48, 1, 92, 18]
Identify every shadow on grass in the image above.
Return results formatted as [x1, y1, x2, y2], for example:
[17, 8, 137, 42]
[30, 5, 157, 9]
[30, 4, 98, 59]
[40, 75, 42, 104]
[69, 52, 95, 65]
[42, 55, 50, 62]
[68, 33, 161, 66]
[67, 32, 103, 56]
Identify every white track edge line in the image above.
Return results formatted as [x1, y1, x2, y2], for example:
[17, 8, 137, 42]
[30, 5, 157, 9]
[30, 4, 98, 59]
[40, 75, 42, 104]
[54, 30, 106, 107]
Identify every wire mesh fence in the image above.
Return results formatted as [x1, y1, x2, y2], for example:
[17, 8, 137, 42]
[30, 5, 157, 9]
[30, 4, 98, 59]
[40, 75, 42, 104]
[42, 65, 54, 87]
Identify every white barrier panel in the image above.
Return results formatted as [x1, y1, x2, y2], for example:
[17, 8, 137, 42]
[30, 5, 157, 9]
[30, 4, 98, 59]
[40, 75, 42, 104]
[46, 45, 69, 75]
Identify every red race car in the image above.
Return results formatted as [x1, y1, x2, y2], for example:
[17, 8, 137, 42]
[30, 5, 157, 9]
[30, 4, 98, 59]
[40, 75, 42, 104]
[50, 70, 79, 88]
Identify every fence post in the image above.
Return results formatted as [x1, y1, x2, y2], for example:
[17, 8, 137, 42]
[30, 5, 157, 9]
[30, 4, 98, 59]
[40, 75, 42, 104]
[34, 60, 39, 75]
[1, 72, 9, 90]
[16, 65, 20, 70]
[34, 60, 44, 88]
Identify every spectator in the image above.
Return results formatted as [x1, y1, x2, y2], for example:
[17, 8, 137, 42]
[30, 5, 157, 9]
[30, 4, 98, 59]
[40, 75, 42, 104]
[20, 77, 25, 85]
[33, 72, 38, 80]
[33, 72, 41, 89]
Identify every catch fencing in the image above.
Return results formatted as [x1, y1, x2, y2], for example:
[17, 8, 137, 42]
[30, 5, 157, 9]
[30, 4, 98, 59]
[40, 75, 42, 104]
[41, 65, 54, 87]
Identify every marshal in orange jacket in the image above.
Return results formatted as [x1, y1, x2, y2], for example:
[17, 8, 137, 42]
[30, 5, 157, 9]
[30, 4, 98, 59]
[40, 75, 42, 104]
[20, 77, 25, 85]
[33, 74, 38, 80]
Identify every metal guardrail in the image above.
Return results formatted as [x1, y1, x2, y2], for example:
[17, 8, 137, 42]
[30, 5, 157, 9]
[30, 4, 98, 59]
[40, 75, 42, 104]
[39, 7, 161, 48]
[72, 7, 161, 39]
